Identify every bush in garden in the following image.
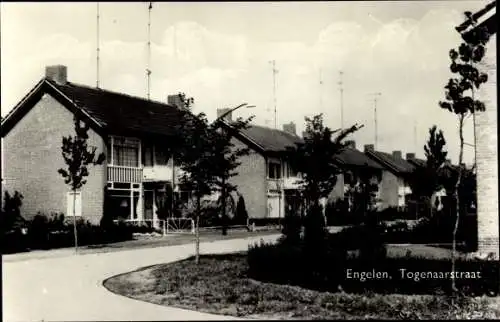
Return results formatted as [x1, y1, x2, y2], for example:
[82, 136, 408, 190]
[281, 213, 302, 246]
[234, 194, 249, 226]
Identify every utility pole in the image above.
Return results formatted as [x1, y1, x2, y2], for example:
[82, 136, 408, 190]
[146, 2, 153, 100]
[338, 71, 344, 130]
[270, 60, 278, 129]
[96, 2, 100, 88]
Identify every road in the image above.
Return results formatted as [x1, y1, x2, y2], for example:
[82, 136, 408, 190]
[2, 234, 280, 321]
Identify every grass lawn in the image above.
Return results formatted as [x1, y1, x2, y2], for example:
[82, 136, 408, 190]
[103, 253, 500, 320]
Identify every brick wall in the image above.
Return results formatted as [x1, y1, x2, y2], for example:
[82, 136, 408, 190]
[476, 36, 498, 258]
[3, 94, 106, 225]
[228, 137, 267, 219]
[378, 170, 399, 209]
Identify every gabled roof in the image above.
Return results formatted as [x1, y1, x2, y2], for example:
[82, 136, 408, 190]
[222, 121, 303, 155]
[407, 158, 426, 168]
[333, 147, 384, 170]
[365, 150, 416, 175]
[2, 78, 191, 140]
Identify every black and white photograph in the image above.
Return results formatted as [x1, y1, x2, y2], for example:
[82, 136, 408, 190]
[1, 1, 498, 320]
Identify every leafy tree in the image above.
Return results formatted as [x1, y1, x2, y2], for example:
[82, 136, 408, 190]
[1, 191, 25, 233]
[287, 114, 362, 249]
[58, 117, 105, 253]
[289, 114, 363, 207]
[210, 116, 253, 235]
[439, 10, 492, 292]
[344, 169, 380, 219]
[410, 126, 448, 218]
[177, 110, 213, 264]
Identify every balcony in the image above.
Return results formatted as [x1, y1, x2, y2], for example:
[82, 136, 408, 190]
[267, 179, 283, 193]
[283, 176, 301, 190]
[143, 165, 174, 182]
[108, 165, 143, 183]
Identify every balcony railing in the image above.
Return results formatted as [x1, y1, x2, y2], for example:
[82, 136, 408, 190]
[108, 165, 143, 183]
[283, 176, 301, 190]
[267, 179, 283, 192]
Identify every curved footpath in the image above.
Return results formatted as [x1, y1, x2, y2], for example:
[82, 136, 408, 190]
[3, 234, 280, 321]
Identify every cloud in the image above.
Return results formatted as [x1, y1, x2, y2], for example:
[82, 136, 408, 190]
[2, 6, 492, 165]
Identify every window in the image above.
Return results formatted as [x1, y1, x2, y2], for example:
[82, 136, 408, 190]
[286, 164, 297, 178]
[113, 137, 139, 167]
[155, 146, 171, 165]
[268, 162, 282, 179]
[142, 143, 154, 167]
[66, 191, 82, 217]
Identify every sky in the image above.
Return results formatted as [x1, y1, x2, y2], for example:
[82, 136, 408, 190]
[1, 1, 497, 164]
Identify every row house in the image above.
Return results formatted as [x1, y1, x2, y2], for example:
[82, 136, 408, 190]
[1, 65, 188, 226]
[364, 145, 416, 210]
[218, 113, 303, 221]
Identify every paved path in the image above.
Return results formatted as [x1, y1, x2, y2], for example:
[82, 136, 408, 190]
[3, 234, 280, 321]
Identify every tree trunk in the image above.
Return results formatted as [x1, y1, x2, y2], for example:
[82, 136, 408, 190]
[221, 183, 227, 236]
[451, 114, 465, 293]
[195, 193, 201, 265]
[73, 189, 78, 254]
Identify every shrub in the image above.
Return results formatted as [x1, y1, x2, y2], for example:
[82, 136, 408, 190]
[281, 214, 302, 246]
[234, 195, 249, 226]
[248, 236, 499, 296]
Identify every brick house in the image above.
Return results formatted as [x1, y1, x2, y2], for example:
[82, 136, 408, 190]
[328, 140, 385, 210]
[218, 113, 303, 222]
[1, 65, 190, 226]
[218, 116, 386, 220]
[364, 145, 416, 209]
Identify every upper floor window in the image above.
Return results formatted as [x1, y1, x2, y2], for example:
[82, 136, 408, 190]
[112, 137, 139, 167]
[155, 146, 171, 166]
[268, 162, 282, 179]
[142, 143, 154, 167]
[286, 164, 298, 178]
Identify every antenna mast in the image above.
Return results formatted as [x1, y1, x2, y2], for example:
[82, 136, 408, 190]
[319, 67, 323, 111]
[371, 92, 382, 149]
[270, 60, 278, 129]
[338, 71, 344, 130]
[96, 2, 100, 88]
[147, 2, 153, 100]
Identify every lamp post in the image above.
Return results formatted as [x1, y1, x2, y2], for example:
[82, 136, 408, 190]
[213, 103, 255, 125]
[213, 103, 255, 235]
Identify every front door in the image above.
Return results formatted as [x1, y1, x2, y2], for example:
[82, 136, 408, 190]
[144, 190, 154, 220]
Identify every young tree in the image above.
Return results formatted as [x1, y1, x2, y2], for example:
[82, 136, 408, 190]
[177, 111, 214, 264]
[210, 116, 253, 235]
[288, 114, 362, 247]
[439, 11, 492, 292]
[58, 117, 105, 253]
[410, 126, 448, 217]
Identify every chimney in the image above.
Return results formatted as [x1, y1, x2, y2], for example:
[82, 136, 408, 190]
[216, 108, 233, 122]
[45, 65, 67, 85]
[345, 140, 356, 149]
[282, 122, 297, 136]
[364, 144, 374, 152]
[406, 153, 415, 160]
[167, 94, 185, 109]
[392, 150, 402, 159]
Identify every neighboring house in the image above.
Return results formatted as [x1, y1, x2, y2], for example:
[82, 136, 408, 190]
[328, 140, 385, 210]
[364, 145, 416, 209]
[1, 65, 190, 226]
[218, 113, 303, 222]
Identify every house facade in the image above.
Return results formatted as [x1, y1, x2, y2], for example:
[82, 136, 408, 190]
[364, 145, 415, 210]
[328, 140, 385, 210]
[219, 115, 303, 222]
[1, 65, 188, 226]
